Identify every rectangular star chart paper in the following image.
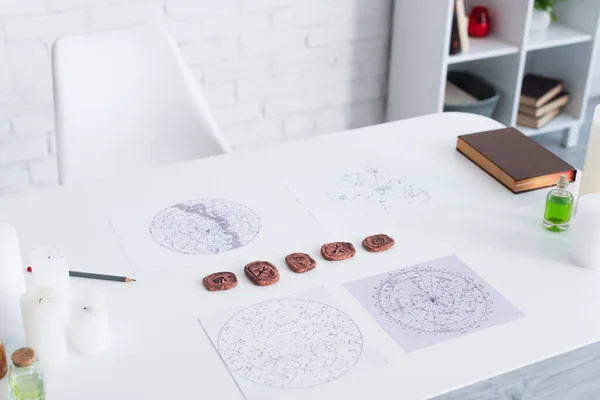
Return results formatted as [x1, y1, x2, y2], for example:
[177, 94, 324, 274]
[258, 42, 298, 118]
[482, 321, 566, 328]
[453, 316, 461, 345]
[108, 184, 329, 274]
[198, 287, 388, 400]
[344, 256, 524, 352]
[285, 161, 463, 234]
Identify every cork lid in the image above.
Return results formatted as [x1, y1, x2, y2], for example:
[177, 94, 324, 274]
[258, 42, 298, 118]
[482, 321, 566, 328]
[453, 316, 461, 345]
[11, 348, 35, 367]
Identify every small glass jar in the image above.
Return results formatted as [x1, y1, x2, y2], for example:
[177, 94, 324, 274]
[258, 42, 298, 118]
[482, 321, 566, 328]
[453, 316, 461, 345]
[8, 348, 44, 400]
[0, 341, 7, 379]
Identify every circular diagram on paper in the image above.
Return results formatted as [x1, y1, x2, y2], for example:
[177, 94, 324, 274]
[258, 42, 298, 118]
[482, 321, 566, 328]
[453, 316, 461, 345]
[330, 166, 430, 210]
[217, 299, 363, 388]
[149, 199, 261, 255]
[375, 267, 492, 335]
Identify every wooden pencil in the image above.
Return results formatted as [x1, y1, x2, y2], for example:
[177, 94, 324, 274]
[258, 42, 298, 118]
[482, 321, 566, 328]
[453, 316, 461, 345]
[68, 271, 136, 283]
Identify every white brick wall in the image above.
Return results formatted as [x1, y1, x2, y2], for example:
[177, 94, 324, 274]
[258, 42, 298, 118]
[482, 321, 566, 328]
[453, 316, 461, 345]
[0, 0, 392, 195]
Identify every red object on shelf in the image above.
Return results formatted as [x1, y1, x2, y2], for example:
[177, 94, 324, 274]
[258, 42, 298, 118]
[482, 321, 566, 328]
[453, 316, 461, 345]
[469, 6, 490, 37]
[26, 266, 32, 273]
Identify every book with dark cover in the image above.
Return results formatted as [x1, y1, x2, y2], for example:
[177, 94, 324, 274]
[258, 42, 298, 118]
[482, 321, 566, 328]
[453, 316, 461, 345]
[449, 4, 461, 55]
[517, 108, 561, 129]
[520, 74, 563, 108]
[519, 91, 569, 118]
[456, 127, 576, 193]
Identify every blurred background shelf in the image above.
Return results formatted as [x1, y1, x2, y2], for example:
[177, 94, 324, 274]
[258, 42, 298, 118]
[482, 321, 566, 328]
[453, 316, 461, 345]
[387, 0, 600, 149]
[518, 114, 579, 136]
[527, 23, 592, 51]
[447, 37, 519, 64]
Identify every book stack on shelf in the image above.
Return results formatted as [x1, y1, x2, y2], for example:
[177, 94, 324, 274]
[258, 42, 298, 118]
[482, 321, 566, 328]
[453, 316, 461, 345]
[449, 0, 470, 55]
[518, 74, 569, 129]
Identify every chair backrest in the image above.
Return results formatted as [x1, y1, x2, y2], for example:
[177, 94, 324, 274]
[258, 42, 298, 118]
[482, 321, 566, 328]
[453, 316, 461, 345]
[52, 24, 230, 185]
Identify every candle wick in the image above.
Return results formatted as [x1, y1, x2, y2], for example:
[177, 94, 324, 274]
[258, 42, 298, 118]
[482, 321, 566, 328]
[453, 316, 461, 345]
[38, 298, 43, 304]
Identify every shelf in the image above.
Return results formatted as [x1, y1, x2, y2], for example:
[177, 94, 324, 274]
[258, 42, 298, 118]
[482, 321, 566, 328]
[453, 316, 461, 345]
[517, 114, 579, 136]
[527, 23, 592, 51]
[446, 37, 519, 65]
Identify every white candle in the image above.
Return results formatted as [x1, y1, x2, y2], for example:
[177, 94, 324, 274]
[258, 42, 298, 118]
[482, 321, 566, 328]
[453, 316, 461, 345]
[0, 223, 26, 352]
[579, 105, 600, 198]
[570, 193, 600, 270]
[70, 291, 110, 356]
[30, 246, 71, 316]
[20, 287, 67, 366]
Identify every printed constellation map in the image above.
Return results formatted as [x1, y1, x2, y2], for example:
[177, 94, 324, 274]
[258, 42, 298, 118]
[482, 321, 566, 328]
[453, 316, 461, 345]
[217, 299, 363, 389]
[375, 267, 491, 335]
[345, 256, 523, 352]
[149, 199, 261, 255]
[328, 166, 430, 210]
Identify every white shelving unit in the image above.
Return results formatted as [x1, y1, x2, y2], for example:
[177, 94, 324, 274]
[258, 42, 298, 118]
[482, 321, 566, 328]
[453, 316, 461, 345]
[386, 0, 600, 147]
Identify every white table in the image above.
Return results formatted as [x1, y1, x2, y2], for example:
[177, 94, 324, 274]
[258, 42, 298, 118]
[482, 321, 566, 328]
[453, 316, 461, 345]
[0, 112, 596, 400]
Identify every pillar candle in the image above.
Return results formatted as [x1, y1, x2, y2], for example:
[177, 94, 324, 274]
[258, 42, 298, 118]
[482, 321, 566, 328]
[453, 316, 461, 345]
[70, 291, 110, 356]
[20, 287, 67, 366]
[570, 193, 600, 270]
[0, 223, 26, 353]
[30, 246, 71, 317]
[579, 105, 600, 198]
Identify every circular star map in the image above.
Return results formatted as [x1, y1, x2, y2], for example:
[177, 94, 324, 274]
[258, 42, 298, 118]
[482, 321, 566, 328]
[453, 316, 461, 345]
[374, 267, 492, 335]
[149, 199, 261, 255]
[217, 299, 363, 389]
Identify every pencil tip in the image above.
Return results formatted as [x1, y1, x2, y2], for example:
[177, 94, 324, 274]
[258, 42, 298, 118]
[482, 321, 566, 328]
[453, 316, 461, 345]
[126, 278, 136, 283]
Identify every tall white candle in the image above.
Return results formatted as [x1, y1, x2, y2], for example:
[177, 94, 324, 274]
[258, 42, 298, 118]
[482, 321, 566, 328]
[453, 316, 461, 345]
[0, 223, 26, 353]
[20, 287, 67, 366]
[579, 105, 600, 198]
[30, 246, 71, 316]
[70, 291, 110, 356]
[570, 193, 600, 270]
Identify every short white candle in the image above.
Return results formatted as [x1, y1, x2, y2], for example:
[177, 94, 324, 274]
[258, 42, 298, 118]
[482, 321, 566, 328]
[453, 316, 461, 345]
[0, 223, 26, 352]
[20, 287, 67, 366]
[70, 291, 110, 356]
[30, 246, 71, 317]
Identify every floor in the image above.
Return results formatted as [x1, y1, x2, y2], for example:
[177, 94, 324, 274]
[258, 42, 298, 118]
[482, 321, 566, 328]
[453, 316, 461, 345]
[434, 98, 600, 399]
[531, 97, 599, 170]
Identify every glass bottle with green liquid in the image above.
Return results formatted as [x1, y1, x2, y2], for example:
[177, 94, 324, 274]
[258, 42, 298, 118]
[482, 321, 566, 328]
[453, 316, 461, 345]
[543, 174, 574, 232]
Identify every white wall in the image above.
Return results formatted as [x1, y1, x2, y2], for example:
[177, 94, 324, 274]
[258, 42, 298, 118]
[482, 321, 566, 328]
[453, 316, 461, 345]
[0, 0, 392, 194]
[591, 49, 600, 98]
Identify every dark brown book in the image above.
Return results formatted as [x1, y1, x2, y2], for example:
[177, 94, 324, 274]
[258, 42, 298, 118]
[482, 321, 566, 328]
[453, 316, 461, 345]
[520, 74, 563, 108]
[517, 108, 561, 129]
[449, 4, 461, 55]
[519, 92, 569, 117]
[456, 127, 576, 193]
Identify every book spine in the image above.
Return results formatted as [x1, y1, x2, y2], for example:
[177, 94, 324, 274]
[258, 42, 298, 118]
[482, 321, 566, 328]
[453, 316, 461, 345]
[456, 0, 470, 52]
[449, 3, 461, 55]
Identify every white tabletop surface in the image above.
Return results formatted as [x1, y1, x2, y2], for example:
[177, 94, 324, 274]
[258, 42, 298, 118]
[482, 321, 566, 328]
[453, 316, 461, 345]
[0, 112, 596, 400]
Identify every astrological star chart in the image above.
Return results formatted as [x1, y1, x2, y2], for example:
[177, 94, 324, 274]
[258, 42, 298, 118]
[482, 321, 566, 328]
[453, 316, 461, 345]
[345, 256, 523, 352]
[198, 287, 386, 400]
[149, 199, 261, 255]
[218, 299, 362, 389]
[376, 267, 491, 335]
[329, 165, 430, 210]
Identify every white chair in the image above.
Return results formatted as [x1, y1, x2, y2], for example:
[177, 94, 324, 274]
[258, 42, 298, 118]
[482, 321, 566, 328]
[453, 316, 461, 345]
[52, 24, 230, 185]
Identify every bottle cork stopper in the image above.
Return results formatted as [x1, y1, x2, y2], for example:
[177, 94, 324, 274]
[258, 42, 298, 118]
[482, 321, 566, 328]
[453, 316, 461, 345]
[558, 174, 569, 187]
[11, 348, 35, 368]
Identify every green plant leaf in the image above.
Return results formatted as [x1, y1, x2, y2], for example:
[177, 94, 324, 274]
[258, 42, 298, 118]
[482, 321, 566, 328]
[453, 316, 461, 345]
[534, 0, 565, 21]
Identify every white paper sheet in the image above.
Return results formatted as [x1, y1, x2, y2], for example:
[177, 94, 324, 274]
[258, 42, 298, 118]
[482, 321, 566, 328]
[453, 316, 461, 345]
[109, 184, 329, 275]
[286, 161, 463, 234]
[198, 286, 388, 400]
[345, 255, 524, 352]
